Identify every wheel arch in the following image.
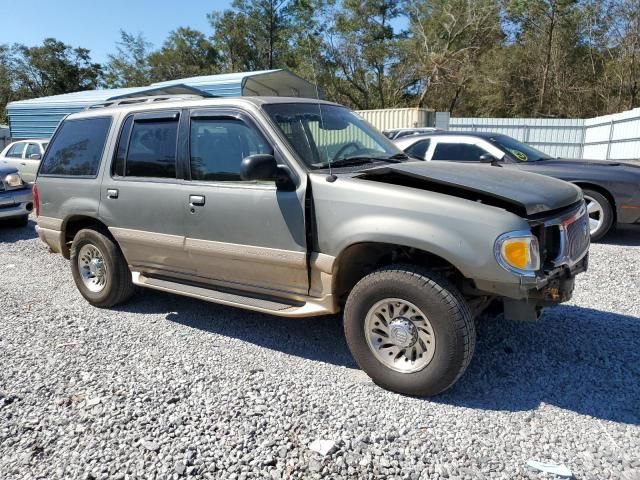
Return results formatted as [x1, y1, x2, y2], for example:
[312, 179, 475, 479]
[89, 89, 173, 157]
[61, 215, 114, 259]
[331, 241, 469, 304]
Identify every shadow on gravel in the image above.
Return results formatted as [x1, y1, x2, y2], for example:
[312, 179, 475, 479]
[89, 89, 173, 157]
[117, 290, 357, 368]
[601, 224, 640, 247]
[122, 290, 639, 425]
[0, 218, 38, 243]
[439, 305, 640, 425]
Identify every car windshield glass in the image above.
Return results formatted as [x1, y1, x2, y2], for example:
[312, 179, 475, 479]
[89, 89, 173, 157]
[490, 135, 552, 162]
[263, 103, 401, 169]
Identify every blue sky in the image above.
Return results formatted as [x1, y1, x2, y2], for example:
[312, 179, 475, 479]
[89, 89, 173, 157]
[1, 0, 233, 63]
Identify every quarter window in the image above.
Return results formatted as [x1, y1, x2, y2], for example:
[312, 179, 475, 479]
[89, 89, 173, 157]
[431, 143, 485, 162]
[190, 118, 272, 182]
[39, 117, 111, 176]
[5, 142, 25, 158]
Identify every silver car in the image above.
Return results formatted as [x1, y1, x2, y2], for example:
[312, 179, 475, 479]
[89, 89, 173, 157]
[0, 139, 48, 183]
[34, 95, 589, 396]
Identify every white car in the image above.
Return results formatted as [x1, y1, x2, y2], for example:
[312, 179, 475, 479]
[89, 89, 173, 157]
[382, 127, 439, 140]
[0, 139, 48, 183]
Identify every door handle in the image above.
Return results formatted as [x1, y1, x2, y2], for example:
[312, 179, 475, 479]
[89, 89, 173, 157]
[189, 195, 205, 206]
[20, 162, 26, 166]
[106, 189, 119, 199]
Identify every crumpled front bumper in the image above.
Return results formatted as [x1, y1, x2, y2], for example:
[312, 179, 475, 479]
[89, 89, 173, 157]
[503, 254, 589, 321]
[0, 187, 33, 220]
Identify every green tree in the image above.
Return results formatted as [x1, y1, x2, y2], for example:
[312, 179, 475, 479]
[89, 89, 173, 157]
[320, 0, 406, 109]
[103, 30, 152, 87]
[0, 45, 14, 123]
[11, 38, 101, 98]
[209, 0, 292, 71]
[404, 0, 503, 113]
[148, 27, 219, 81]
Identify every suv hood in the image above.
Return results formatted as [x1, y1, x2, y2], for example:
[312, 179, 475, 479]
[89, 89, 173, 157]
[358, 161, 582, 216]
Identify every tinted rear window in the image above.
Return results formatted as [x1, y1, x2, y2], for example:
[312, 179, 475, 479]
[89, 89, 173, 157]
[39, 117, 111, 176]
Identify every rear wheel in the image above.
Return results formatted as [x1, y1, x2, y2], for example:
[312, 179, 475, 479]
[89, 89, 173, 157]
[343, 265, 475, 396]
[582, 189, 614, 242]
[70, 229, 135, 307]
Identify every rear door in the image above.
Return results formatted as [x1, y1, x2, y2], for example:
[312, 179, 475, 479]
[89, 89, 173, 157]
[22, 143, 42, 182]
[181, 107, 308, 296]
[99, 110, 190, 276]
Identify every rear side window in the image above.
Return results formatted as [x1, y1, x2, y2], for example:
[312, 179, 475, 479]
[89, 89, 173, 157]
[432, 143, 485, 162]
[39, 117, 111, 176]
[113, 116, 178, 179]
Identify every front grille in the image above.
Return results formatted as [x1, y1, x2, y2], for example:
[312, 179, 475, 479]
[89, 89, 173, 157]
[541, 204, 590, 267]
[565, 210, 590, 262]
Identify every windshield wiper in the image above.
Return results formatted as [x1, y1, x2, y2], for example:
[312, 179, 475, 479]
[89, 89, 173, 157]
[328, 156, 380, 168]
[328, 153, 408, 168]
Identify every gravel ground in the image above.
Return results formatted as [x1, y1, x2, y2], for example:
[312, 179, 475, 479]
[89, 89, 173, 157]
[1, 218, 639, 480]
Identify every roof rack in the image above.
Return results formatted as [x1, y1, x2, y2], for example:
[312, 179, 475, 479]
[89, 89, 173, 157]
[85, 83, 215, 110]
[87, 94, 204, 110]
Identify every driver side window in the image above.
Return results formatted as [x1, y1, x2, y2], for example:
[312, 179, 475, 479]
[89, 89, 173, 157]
[432, 142, 486, 162]
[190, 118, 272, 182]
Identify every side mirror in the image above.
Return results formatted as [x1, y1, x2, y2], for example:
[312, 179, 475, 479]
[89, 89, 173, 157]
[479, 153, 497, 163]
[29, 154, 42, 160]
[240, 154, 279, 181]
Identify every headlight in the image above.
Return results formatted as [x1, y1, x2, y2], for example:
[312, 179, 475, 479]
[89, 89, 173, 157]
[4, 173, 24, 188]
[494, 231, 540, 276]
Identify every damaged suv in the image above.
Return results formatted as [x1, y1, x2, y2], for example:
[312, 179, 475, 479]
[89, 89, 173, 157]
[34, 96, 589, 396]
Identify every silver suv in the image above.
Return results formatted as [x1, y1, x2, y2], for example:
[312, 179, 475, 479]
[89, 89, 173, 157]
[34, 95, 589, 396]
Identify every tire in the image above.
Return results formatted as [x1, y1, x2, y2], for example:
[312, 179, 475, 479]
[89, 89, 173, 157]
[70, 228, 135, 308]
[582, 189, 614, 242]
[343, 264, 476, 397]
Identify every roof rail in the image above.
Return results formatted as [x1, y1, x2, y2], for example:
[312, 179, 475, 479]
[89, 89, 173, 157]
[86, 83, 215, 110]
[87, 94, 204, 110]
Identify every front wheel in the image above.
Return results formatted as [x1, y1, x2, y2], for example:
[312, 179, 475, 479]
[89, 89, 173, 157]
[582, 189, 614, 242]
[70, 229, 135, 308]
[343, 265, 475, 396]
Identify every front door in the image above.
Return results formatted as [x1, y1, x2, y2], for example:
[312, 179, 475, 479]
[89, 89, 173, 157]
[99, 110, 190, 276]
[182, 108, 308, 297]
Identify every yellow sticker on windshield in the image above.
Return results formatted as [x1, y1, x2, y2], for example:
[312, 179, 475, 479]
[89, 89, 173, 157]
[509, 149, 528, 161]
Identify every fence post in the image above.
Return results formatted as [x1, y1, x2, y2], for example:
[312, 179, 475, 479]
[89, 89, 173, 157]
[605, 119, 614, 160]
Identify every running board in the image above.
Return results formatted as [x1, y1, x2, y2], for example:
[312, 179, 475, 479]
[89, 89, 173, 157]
[131, 272, 335, 317]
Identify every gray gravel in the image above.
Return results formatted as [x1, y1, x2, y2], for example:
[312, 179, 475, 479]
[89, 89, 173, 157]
[1, 218, 639, 479]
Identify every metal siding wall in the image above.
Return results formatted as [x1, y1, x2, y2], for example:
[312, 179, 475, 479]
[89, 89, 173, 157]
[583, 108, 640, 160]
[354, 108, 432, 131]
[448, 117, 586, 158]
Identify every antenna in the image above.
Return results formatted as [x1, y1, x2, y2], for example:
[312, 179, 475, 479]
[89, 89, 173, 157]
[305, 33, 334, 179]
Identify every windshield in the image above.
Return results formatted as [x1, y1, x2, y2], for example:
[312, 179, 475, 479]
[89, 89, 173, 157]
[263, 103, 401, 169]
[490, 135, 552, 162]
